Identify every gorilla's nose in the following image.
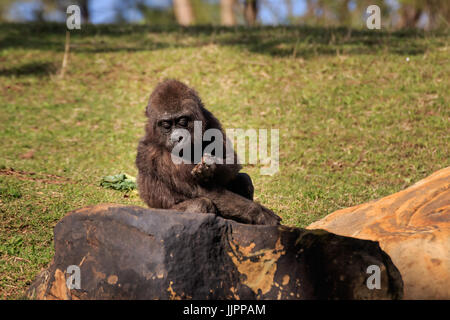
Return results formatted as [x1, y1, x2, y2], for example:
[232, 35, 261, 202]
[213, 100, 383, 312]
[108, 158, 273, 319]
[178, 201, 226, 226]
[170, 134, 183, 143]
[170, 129, 189, 145]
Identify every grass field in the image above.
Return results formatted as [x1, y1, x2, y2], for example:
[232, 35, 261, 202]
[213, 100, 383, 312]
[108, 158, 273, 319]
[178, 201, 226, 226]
[0, 23, 449, 299]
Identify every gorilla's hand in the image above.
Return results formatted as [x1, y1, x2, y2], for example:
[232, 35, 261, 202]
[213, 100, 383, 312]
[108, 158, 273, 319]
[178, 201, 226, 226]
[191, 154, 217, 182]
[249, 203, 282, 226]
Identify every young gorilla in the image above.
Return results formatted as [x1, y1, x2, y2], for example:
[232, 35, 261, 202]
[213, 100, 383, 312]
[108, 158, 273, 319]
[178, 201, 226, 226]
[136, 79, 281, 225]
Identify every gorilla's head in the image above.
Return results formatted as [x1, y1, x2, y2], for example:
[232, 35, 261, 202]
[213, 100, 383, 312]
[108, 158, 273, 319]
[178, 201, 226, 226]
[145, 79, 218, 152]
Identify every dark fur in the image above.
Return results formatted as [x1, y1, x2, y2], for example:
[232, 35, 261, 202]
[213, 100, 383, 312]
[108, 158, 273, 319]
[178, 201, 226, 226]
[136, 79, 281, 225]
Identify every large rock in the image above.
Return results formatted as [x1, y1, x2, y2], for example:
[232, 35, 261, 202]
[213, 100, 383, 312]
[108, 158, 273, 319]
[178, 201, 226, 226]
[28, 204, 403, 300]
[308, 167, 450, 300]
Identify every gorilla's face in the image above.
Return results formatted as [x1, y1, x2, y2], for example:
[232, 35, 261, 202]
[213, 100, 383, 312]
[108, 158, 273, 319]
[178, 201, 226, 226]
[143, 79, 223, 166]
[146, 81, 206, 154]
[156, 109, 194, 150]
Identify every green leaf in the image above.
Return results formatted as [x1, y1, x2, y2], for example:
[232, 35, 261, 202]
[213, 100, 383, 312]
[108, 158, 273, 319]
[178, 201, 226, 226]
[100, 173, 137, 191]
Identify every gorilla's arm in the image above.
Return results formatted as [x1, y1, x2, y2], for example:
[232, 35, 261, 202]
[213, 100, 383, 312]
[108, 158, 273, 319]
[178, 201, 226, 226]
[225, 172, 254, 200]
[190, 154, 254, 200]
[136, 139, 197, 208]
[199, 188, 280, 225]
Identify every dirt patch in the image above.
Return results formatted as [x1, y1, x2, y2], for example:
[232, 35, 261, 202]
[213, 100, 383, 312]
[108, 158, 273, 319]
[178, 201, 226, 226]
[0, 168, 72, 184]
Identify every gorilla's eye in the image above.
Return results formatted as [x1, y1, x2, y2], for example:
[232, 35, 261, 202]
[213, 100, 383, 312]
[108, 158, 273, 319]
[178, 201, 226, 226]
[177, 117, 189, 127]
[160, 121, 172, 129]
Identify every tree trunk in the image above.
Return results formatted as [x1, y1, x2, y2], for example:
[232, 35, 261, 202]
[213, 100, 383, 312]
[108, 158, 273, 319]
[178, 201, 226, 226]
[399, 4, 422, 29]
[173, 0, 195, 26]
[306, 0, 315, 17]
[338, 0, 350, 25]
[424, 0, 447, 30]
[221, 0, 236, 26]
[285, 0, 293, 23]
[244, 0, 258, 26]
[79, 0, 90, 24]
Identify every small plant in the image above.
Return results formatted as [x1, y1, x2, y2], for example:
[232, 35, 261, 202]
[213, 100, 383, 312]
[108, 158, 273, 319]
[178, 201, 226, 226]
[100, 173, 137, 192]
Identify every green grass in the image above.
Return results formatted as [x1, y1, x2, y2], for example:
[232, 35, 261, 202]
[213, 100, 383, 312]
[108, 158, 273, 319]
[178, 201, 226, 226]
[0, 23, 449, 299]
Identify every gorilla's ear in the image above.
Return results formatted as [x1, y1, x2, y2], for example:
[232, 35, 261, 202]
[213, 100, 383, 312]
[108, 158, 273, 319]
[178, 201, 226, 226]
[145, 102, 151, 118]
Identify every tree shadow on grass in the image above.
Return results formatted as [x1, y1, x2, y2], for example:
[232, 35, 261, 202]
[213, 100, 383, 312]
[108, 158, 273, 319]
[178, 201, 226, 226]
[0, 23, 446, 58]
[0, 61, 56, 77]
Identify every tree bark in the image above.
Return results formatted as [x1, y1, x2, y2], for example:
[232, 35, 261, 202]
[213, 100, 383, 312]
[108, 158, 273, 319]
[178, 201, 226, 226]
[338, 0, 350, 25]
[221, 0, 236, 26]
[285, 0, 293, 22]
[79, 0, 90, 24]
[399, 4, 422, 29]
[244, 0, 258, 26]
[173, 0, 195, 26]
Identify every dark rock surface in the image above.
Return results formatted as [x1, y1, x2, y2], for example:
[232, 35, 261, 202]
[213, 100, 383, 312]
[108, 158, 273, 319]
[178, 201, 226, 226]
[27, 204, 403, 300]
[308, 167, 450, 299]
